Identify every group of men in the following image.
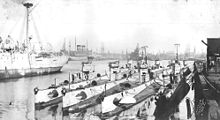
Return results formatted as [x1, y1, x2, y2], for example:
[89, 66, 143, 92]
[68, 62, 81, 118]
[0, 35, 27, 52]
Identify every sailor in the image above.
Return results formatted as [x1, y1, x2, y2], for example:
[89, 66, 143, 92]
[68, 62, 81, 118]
[142, 72, 146, 83]
[0, 36, 3, 50]
[71, 74, 75, 83]
[129, 70, 132, 78]
[0, 36, 2, 44]
[148, 69, 154, 80]
[4, 35, 11, 51]
[5, 35, 11, 43]
[169, 72, 174, 84]
[21, 43, 26, 52]
[5, 35, 15, 51]
[126, 64, 128, 68]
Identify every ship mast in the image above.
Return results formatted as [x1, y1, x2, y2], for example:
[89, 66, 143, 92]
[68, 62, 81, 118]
[75, 36, 77, 51]
[174, 43, 180, 63]
[23, 1, 33, 49]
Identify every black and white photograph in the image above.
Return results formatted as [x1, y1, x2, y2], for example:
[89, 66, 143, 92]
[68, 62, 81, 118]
[0, 0, 219, 120]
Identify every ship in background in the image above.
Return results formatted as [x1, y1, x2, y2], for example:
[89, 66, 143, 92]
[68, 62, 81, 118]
[65, 41, 92, 61]
[62, 38, 126, 61]
[70, 44, 92, 61]
[0, 1, 68, 80]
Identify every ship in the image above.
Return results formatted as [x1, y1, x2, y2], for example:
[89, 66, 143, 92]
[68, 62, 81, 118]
[69, 44, 92, 61]
[193, 38, 220, 120]
[0, 1, 68, 80]
[61, 38, 92, 61]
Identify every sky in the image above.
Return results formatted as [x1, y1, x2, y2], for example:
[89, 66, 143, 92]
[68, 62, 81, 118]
[0, 0, 220, 53]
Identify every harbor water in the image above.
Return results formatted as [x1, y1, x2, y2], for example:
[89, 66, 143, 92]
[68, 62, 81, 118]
[0, 60, 171, 120]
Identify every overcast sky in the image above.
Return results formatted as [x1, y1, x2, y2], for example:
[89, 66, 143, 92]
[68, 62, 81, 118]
[0, 0, 220, 53]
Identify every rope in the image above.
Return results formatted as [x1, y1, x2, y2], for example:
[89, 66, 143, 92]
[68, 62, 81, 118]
[29, 0, 51, 52]
[29, 0, 43, 14]
[8, 17, 21, 36]
[30, 15, 42, 47]
[18, 16, 26, 44]
[202, 75, 220, 94]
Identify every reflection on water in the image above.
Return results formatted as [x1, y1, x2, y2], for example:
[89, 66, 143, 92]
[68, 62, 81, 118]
[35, 103, 63, 120]
[48, 105, 59, 116]
[0, 60, 173, 120]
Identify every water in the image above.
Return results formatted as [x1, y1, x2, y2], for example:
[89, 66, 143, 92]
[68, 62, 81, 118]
[0, 60, 184, 120]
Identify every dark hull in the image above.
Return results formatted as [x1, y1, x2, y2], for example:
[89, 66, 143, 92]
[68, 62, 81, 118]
[35, 97, 62, 110]
[0, 66, 63, 80]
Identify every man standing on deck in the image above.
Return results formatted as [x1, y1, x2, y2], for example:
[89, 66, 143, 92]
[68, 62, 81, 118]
[0, 36, 3, 50]
[4, 35, 16, 52]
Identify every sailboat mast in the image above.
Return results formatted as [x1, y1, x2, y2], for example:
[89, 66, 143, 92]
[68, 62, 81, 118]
[23, 2, 33, 48]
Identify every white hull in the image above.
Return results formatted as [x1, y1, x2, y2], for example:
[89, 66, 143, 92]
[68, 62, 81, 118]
[0, 52, 68, 79]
